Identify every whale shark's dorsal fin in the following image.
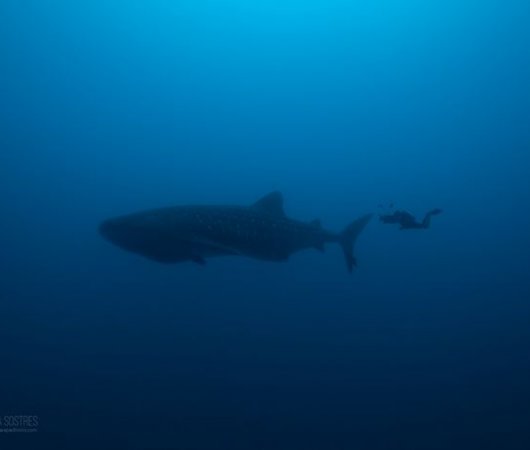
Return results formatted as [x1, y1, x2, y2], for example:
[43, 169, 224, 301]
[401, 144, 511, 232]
[252, 191, 285, 217]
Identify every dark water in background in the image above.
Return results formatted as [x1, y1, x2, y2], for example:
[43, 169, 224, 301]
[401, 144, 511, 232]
[1, 1, 530, 449]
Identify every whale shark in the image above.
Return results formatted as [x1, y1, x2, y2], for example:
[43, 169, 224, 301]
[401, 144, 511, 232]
[99, 191, 372, 272]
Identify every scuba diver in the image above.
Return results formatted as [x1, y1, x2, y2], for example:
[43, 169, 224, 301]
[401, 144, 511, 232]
[380, 208, 443, 230]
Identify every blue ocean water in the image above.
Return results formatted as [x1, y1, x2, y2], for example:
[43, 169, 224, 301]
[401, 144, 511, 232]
[1, 1, 530, 449]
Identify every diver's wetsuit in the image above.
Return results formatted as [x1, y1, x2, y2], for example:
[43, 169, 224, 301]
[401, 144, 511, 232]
[380, 209, 442, 229]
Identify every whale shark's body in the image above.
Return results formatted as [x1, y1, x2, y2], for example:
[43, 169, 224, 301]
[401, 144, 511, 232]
[99, 192, 372, 272]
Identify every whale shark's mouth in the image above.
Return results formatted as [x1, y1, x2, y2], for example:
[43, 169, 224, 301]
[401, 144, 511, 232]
[98, 219, 116, 242]
[98, 218, 134, 250]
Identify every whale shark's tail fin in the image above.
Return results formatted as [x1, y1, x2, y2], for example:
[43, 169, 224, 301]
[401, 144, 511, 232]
[340, 214, 373, 273]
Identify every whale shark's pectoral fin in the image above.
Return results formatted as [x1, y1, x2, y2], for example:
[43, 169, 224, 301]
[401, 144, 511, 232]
[191, 255, 206, 265]
[191, 236, 241, 257]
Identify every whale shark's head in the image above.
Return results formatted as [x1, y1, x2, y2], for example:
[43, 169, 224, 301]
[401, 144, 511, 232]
[98, 214, 160, 254]
[98, 212, 193, 263]
[99, 216, 136, 251]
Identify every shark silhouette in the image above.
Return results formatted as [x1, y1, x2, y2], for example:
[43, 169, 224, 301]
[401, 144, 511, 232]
[99, 191, 372, 272]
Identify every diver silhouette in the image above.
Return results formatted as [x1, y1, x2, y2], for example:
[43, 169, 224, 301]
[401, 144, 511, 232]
[380, 208, 442, 229]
